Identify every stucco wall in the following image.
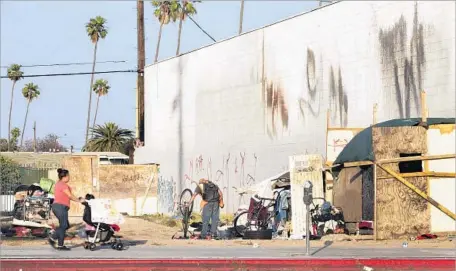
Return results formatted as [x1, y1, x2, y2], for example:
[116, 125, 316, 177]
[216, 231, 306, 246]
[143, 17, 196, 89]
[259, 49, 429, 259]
[62, 156, 97, 216]
[135, 1, 455, 212]
[98, 165, 158, 216]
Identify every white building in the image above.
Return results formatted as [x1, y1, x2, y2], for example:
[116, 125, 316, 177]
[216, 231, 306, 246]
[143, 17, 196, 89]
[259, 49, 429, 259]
[135, 1, 456, 212]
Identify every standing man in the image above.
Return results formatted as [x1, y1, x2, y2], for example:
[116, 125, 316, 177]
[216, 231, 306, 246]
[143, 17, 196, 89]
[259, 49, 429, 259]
[189, 178, 224, 240]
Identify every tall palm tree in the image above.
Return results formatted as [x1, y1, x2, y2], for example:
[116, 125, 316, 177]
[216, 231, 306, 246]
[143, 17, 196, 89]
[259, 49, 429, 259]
[91, 79, 110, 132]
[20, 83, 40, 147]
[238, 0, 245, 34]
[85, 16, 108, 145]
[176, 0, 198, 56]
[6, 64, 24, 151]
[84, 122, 134, 152]
[152, 0, 179, 63]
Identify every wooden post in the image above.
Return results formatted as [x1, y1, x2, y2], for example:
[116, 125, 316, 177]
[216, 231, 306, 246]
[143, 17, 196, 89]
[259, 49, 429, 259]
[141, 167, 157, 214]
[373, 164, 377, 241]
[421, 90, 427, 123]
[325, 109, 330, 162]
[137, 0, 145, 142]
[378, 164, 456, 220]
[373, 103, 378, 125]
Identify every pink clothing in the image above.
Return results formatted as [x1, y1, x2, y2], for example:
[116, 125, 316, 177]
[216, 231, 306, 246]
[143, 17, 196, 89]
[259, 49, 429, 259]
[54, 181, 71, 207]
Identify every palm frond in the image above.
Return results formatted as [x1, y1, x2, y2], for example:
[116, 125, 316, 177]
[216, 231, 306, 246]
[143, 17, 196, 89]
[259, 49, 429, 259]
[84, 122, 133, 153]
[22, 83, 40, 101]
[7, 64, 24, 82]
[86, 16, 108, 43]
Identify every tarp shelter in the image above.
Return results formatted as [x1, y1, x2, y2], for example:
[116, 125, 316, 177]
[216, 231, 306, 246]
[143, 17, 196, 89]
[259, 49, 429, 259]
[333, 118, 455, 175]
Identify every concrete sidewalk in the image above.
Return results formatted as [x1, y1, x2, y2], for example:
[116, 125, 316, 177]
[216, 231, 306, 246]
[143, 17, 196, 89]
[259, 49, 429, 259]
[1, 245, 454, 259]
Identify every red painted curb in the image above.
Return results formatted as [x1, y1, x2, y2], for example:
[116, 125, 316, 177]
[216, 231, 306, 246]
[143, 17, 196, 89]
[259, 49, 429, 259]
[1, 258, 455, 271]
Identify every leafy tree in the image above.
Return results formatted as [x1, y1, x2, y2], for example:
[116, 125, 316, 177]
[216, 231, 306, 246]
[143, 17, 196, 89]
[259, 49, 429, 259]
[0, 156, 21, 194]
[85, 16, 108, 145]
[83, 122, 134, 153]
[22, 134, 68, 152]
[176, 0, 198, 56]
[91, 79, 110, 132]
[151, 0, 179, 62]
[0, 138, 8, 152]
[9, 128, 21, 151]
[20, 83, 40, 147]
[7, 64, 24, 151]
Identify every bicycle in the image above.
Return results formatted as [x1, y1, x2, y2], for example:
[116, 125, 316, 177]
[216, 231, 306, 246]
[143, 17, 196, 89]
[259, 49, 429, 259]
[233, 195, 276, 237]
[177, 188, 194, 239]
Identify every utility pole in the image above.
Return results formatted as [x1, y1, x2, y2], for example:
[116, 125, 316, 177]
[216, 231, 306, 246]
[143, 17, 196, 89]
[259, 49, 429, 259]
[33, 121, 37, 152]
[238, 0, 245, 35]
[137, 0, 146, 142]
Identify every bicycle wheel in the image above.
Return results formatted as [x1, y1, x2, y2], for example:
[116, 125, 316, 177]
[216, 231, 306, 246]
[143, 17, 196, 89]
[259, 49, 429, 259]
[233, 211, 251, 237]
[179, 188, 193, 215]
[182, 205, 190, 239]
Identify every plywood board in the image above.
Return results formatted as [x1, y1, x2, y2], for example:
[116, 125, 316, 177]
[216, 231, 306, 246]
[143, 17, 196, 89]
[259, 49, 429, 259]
[62, 156, 97, 216]
[332, 167, 363, 222]
[289, 154, 324, 237]
[326, 129, 363, 162]
[372, 126, 429, 240]
[427, 126, 456, 232]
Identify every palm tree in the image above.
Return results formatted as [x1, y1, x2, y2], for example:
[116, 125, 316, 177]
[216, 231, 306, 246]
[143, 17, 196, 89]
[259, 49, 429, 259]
[176, 1, 198, 56]
[20, 83, 40, 147]
[91, 79, 110, 132]
[84, 122, 134, 152]
[85, 16, 108, 145]
[152, 0, 179, 62]
[238, 0, 245, 34]
[6, 64, 24, 151]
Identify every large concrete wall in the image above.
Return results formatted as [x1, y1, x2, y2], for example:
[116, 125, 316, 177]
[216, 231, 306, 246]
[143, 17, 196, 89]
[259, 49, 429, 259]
[135, 1, 456, 212]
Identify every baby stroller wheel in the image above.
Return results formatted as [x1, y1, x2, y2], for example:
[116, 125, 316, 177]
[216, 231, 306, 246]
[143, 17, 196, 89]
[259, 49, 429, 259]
[83, 242, 89, 250]
[89, 243, 96, 251]
[111, 243, 117, 249]
[116, 243, 124, 251]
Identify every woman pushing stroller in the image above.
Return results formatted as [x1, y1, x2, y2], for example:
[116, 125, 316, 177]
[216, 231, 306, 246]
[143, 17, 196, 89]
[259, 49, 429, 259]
[48, 168, 86, 250]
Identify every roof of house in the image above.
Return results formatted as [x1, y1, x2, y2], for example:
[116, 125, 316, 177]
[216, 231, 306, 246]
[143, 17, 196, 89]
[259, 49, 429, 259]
[0, 151, 128, 167]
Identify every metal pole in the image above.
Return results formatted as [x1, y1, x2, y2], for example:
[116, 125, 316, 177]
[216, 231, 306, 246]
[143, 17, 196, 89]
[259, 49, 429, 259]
[305, 204, 310, 256]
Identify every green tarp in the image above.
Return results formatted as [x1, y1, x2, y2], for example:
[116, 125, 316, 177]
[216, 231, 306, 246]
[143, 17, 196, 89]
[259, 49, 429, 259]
[333, 118, 455, 174]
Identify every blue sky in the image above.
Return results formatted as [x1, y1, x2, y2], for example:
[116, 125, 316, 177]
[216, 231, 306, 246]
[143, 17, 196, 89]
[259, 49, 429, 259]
[0, 0, 318, 151]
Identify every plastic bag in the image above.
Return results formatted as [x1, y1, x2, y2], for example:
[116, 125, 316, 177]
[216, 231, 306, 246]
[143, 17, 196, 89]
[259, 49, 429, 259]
[40, 178, 55, 194]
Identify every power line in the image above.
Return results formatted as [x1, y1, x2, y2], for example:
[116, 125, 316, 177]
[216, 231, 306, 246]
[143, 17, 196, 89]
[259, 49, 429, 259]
[0, 69, 138, 79]
[188, 15, 216, 42]
[0, 60, 129, 69]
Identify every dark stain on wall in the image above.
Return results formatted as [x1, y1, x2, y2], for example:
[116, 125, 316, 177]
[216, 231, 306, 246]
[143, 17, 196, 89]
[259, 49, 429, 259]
[378, 3, 426, 118]
[329, 66, 348, 127]
[306, 48, 317, 100]
[264, 80, 289, 137]
[300, 48, 348, 127]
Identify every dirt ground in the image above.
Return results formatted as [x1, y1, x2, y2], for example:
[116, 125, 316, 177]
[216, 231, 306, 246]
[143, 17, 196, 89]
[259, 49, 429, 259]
[1, 217, 455, 249]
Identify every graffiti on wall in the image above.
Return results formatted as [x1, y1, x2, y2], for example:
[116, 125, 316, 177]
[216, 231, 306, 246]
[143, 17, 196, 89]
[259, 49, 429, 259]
[378, 3, 426, 118]
[263, 81, 289, 138]
[326, 129, 361, 162]
[329, 66, 348, 127]
[181, 152, 259, 210]
[157, 176, 176, 214]
[299, 48, 349, 127]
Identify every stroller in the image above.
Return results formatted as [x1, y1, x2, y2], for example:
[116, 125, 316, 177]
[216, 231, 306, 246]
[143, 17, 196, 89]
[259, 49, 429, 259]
[81, 194, 125, 251]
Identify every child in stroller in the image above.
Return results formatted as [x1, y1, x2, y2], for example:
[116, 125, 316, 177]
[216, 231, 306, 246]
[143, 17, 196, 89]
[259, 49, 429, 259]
[82, 194, 124, 251]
